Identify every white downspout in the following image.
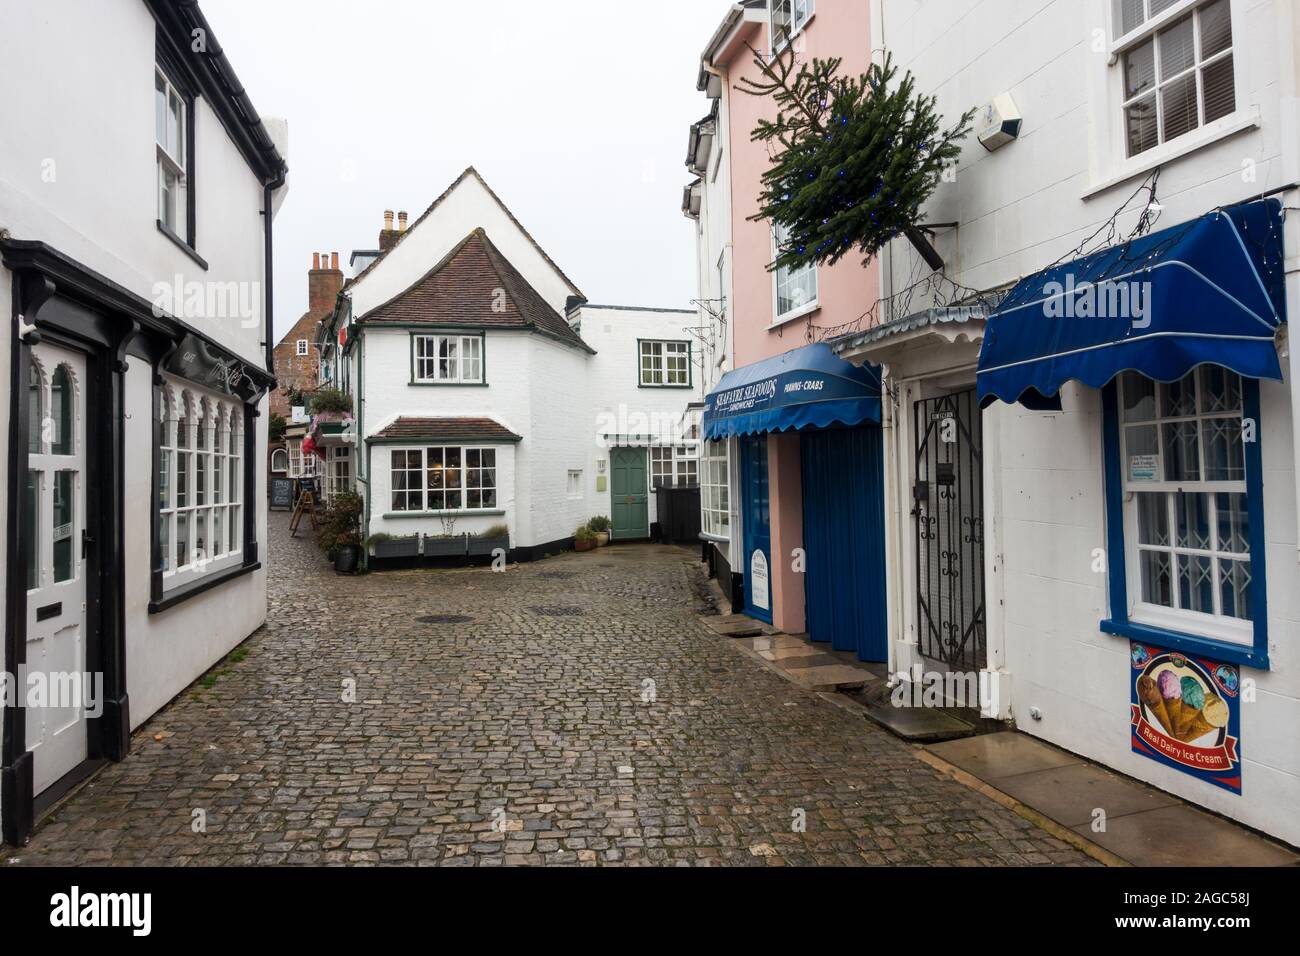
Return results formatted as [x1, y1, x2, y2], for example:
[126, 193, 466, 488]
[1278, 1, 1300, 567]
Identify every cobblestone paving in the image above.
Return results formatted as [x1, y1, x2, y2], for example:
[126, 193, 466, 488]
[3, 514, 1092, 866]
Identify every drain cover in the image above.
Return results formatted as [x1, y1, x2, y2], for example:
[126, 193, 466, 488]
[417, 615, 473, 625]
[529, 606, 583, 617]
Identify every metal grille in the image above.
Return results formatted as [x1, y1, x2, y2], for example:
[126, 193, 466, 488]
[913, 389, 987, 671]
[417, 615, 473, 625]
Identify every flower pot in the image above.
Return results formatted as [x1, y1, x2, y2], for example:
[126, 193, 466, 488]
[596, 532, 610, 547]
[468, 535, 510, 557]
[334, 544, 361, 574]
[575, 538, 597, 553]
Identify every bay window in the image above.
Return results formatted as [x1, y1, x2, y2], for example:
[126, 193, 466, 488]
[389, 446, 499, 513]
[701, 442, 731, 540]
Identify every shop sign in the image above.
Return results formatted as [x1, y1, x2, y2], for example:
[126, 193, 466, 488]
[1130, 642, 1241, 794]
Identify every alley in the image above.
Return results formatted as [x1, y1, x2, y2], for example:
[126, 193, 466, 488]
[3, 516, 1091, 866]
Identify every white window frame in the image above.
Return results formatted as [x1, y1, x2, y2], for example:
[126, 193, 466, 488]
[288, 440, 318, 479]
[567, 469, 583, 499]
[296, 339, 309, 357]
[1117, 370, 1253, 647]
[769, 0, 815, 52]
[158, 379, 243, 592]
[387, 446, 500, 515]
[640, 340, 691, 388]
[270, 448, 289, 473]
[701, 441, 731, 541]
[155, 65, 188, 239]
[650, 445, 700, 489]
[772, 222, 819, 326]
[325, 446, 352, 504]
[413, 334, 485, 384]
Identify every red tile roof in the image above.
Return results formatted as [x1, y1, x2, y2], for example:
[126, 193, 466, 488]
[369, 417, 522, 443]
[361, 228, 593, 353]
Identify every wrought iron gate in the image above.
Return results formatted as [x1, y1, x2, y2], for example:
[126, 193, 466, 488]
[913, 389, 987, 670]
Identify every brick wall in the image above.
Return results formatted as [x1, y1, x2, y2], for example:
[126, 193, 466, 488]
[270, 253, 343, 419]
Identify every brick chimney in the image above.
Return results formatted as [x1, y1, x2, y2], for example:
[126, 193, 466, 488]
[308, 251, 344, 315]
[379, 209, 401, 252]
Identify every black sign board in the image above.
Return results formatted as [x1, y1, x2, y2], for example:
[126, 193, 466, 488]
[164, 332, 260, 401]
[270, 477, 294, 511]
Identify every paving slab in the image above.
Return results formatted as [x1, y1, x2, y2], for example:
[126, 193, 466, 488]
[863, 703, 977, 743]
[993, 763, 1180, 828]
[757, 645, 828, 662]
[744, 634, 815, 652]
[783, 664, 877, 691]
[1071, 805, 1300, 867]
[704, 619, 766, 637]
[928, 732, 1083, 780]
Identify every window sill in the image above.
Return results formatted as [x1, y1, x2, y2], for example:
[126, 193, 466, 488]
[1100, 617, 1269, 671]
[770, 301, 820, 330]
[150, 561, 260, 615]
[638, 382, 695, 390]
[156, 220, 209, 270]
[699, 532, 731, 545]
[409, 381, 489, 387]
[383, 509, 505, 520]
[1082, 107, 1260, 200]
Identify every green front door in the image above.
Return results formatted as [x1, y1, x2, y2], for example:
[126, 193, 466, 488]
[610, 447, 649, 540]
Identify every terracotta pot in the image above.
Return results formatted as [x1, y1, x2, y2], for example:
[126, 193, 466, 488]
[575, 538, 597, 553]
[596, 532, 610, 547]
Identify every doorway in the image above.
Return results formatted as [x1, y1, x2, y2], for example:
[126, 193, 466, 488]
[740, 435, 772, 624]
[22, 342, 91, 794]
[609, 447, 649, 540]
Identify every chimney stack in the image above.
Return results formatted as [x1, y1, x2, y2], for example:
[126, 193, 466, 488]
[398, 211, 408, 232]
[308, 250, 344, 315]
[379, 208, 402, 253]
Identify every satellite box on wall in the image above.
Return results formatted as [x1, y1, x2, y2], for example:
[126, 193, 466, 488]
[976, 93, 1023, 152]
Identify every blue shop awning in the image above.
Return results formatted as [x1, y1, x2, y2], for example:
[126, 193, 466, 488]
[703, 343, 881, 441]
[977, 199, 1287, 408]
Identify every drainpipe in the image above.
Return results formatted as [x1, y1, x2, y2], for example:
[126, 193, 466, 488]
[261, 172, 285, 375]
[1284, 192, 1300, 570]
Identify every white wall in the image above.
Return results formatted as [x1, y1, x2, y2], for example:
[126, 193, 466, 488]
[577, 305, 704, 528]
[878, 0, 1300, 843]
[0, 0, 283, 740]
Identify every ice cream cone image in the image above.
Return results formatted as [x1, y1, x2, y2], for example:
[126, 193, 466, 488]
[1173, 675, 1208, 739]
[1137, 676, 1174, 734]
[1157, 670, 1190, 732]
[1177, 694, 1229, 743]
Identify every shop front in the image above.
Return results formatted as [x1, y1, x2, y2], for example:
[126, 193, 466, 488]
[703, 343, 888, 661]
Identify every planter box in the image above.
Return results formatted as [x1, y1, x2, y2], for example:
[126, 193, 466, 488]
[371, 536, 420, 559]
[423, 536, 468, 557]
[468, 535, 510, 556]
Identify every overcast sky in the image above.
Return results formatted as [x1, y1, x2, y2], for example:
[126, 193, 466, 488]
[200, 0, 731, 339]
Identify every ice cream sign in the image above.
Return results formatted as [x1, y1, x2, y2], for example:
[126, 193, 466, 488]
[1130, 642, 1242, 794]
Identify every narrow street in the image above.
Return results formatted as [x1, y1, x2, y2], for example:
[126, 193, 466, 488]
[4, 516, 1090, 867]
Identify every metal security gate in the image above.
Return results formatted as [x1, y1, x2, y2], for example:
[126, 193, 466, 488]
[913, 389, 986, 670]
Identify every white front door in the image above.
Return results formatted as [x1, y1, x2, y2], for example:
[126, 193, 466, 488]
[24, 342, 89, 793]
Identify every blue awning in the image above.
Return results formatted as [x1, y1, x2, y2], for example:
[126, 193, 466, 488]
[703, 343, 881, 441]
[977, 199, 1287, 407]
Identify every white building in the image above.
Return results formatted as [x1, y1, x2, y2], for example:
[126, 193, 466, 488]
[837, 0, 1300, 846]
[0, 0, 286, 843]
[317, 168, 703, 560]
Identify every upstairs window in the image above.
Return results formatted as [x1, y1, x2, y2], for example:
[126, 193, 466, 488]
[640, 341, 691, 388]
[1117, 0, 1236, 158]
[770, 0, 815, 51]
[774, 222, 818, 323]
[413, 334, 485, 384]
[155, 64, 190, 241]
[296, 340, 309, 357]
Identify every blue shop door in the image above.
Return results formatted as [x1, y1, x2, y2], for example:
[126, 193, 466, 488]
[740, 435, 773, 624]
[801, 427, 888, 662]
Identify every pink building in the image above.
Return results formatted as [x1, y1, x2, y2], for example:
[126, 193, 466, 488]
[692, 1, 887, 656]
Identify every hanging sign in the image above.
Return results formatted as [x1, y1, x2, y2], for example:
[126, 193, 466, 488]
[1130, 642, 1242, 794]
[164, 333, 259, 401]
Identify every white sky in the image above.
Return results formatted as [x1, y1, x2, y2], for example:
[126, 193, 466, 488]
[199, 0, 732, 339]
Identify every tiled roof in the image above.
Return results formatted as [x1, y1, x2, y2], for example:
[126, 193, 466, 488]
[361, 228, 594, 353]
[369, 417, 522, 444]
[344, 167, 584, 300]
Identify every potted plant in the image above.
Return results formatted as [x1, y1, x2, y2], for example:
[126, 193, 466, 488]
[424, 512, 467, 557]
[574, 524, 597, 553]
[308, 388, 354, 416]
[468, 523, 510, 557]
[317, 491, 364, 573]
[368, 532, 420, 559]
[588, 516, 612, 547]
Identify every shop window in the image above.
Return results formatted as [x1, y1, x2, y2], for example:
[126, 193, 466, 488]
[157, 381, 244, 591]
[389, 446, 498, 513]
[701, 442, 731, 540]
[1106, 369, 1266, 664]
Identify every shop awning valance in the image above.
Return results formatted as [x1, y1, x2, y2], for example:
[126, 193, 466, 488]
[703, 343, 881, 441]
[977, 199, 1287, 408]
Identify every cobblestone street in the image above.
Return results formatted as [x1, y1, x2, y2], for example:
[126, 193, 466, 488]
[4, 515, 1091, 866]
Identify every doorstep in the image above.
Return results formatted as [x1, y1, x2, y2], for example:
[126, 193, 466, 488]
[923, 732, 1300, 867]
[731, 631, 884, 692]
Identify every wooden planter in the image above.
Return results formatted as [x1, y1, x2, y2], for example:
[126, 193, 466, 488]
[423, 536, 468, 557]
[575, 538, 597, 553]
[371, 536, 420, 559]
[468, 535, 510, 557]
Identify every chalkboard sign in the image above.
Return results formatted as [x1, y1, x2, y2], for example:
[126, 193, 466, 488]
[270, 477, 294, 511]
